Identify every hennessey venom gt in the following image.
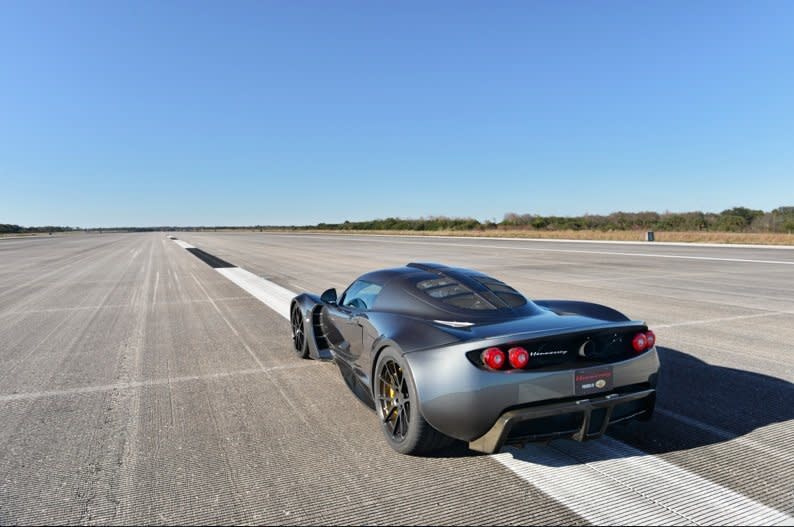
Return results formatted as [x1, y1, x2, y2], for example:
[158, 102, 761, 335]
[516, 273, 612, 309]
[290, 263, 659, 455]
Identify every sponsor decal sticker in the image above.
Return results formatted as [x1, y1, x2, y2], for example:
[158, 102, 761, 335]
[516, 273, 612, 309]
[574, 366, 613, 396]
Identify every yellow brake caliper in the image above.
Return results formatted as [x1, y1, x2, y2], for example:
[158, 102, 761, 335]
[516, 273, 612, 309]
[388, 384, 396, 420]
[387, 373, 398, 423]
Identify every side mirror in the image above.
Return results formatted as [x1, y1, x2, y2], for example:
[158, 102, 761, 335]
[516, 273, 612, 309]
[321, 288, 338, 304]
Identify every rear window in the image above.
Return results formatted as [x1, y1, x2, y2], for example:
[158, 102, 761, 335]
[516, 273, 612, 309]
[417, 278, 456, 290]
[443, 294, 495, 310]
[426, 284, 469, 298]
[473, 276, 527, 308]
[416, 277, 496, 310]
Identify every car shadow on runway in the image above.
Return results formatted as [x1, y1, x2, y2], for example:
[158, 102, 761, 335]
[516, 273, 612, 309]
[605, 346, 794, 457]
[434, 346, 794, 462]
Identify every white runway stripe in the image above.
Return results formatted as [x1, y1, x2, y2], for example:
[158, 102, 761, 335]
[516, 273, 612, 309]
[419, 242, 794, 266]
[174, 240, 195, 249]
[0, 363, 318, 403]
[273, 234, 794, 266]
[656, 409, 794, 464]
[216, 267, 293, 320]
[180, 238, 794, 526]
[495, 438, 794, 526]
[655, 310, 794, 329]
[270, 232, 794, 251]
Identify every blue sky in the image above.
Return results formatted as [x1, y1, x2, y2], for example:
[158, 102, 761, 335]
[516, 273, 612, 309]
[1, 1, 793, 227]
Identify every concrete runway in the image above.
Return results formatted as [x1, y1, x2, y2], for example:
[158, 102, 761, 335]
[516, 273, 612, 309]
[1, 232, 792, 525]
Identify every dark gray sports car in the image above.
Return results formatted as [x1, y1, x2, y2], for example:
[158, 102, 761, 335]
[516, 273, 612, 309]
[290, 263, 659, 455]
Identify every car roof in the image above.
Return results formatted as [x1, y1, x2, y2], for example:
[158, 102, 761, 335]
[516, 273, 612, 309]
[358, 263, 544, 320]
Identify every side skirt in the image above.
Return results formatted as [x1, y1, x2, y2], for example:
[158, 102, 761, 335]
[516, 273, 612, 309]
[335, 360, 376, 410]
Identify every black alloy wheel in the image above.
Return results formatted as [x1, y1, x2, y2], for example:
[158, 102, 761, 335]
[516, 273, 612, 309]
[377, 358, 411, 441]
[291, 304, 309, 358]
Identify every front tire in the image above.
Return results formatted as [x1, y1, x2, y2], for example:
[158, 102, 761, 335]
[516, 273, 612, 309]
[374, 347, 452, 455]
[291, 303, 310, 359]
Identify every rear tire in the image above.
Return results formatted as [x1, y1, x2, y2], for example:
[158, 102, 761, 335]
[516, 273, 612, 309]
[374, 347, 452, 455]
[291, 303, 310, 359]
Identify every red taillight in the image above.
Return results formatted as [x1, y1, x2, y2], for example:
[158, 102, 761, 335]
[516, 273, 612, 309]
[508, 347, 529, 369]
[631, 332, 648, 353]
[482, 347, 506, 370]
[645, 330, 656, 348]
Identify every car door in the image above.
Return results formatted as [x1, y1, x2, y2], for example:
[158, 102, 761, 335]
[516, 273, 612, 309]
[321, 280, 381, 364]
[323, 303, 362, 362]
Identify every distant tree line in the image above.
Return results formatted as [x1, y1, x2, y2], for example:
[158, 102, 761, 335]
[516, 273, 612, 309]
[312, 216, 485, 231]
[0, 224, 78, 234]
[290, 206, 794, 233]
[499, 207, 794, 233]
[4, 206, 794, 233]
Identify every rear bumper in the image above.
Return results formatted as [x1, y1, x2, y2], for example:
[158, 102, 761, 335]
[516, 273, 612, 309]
[468, 388, 656, 454]
[404, 345, 660, 442]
